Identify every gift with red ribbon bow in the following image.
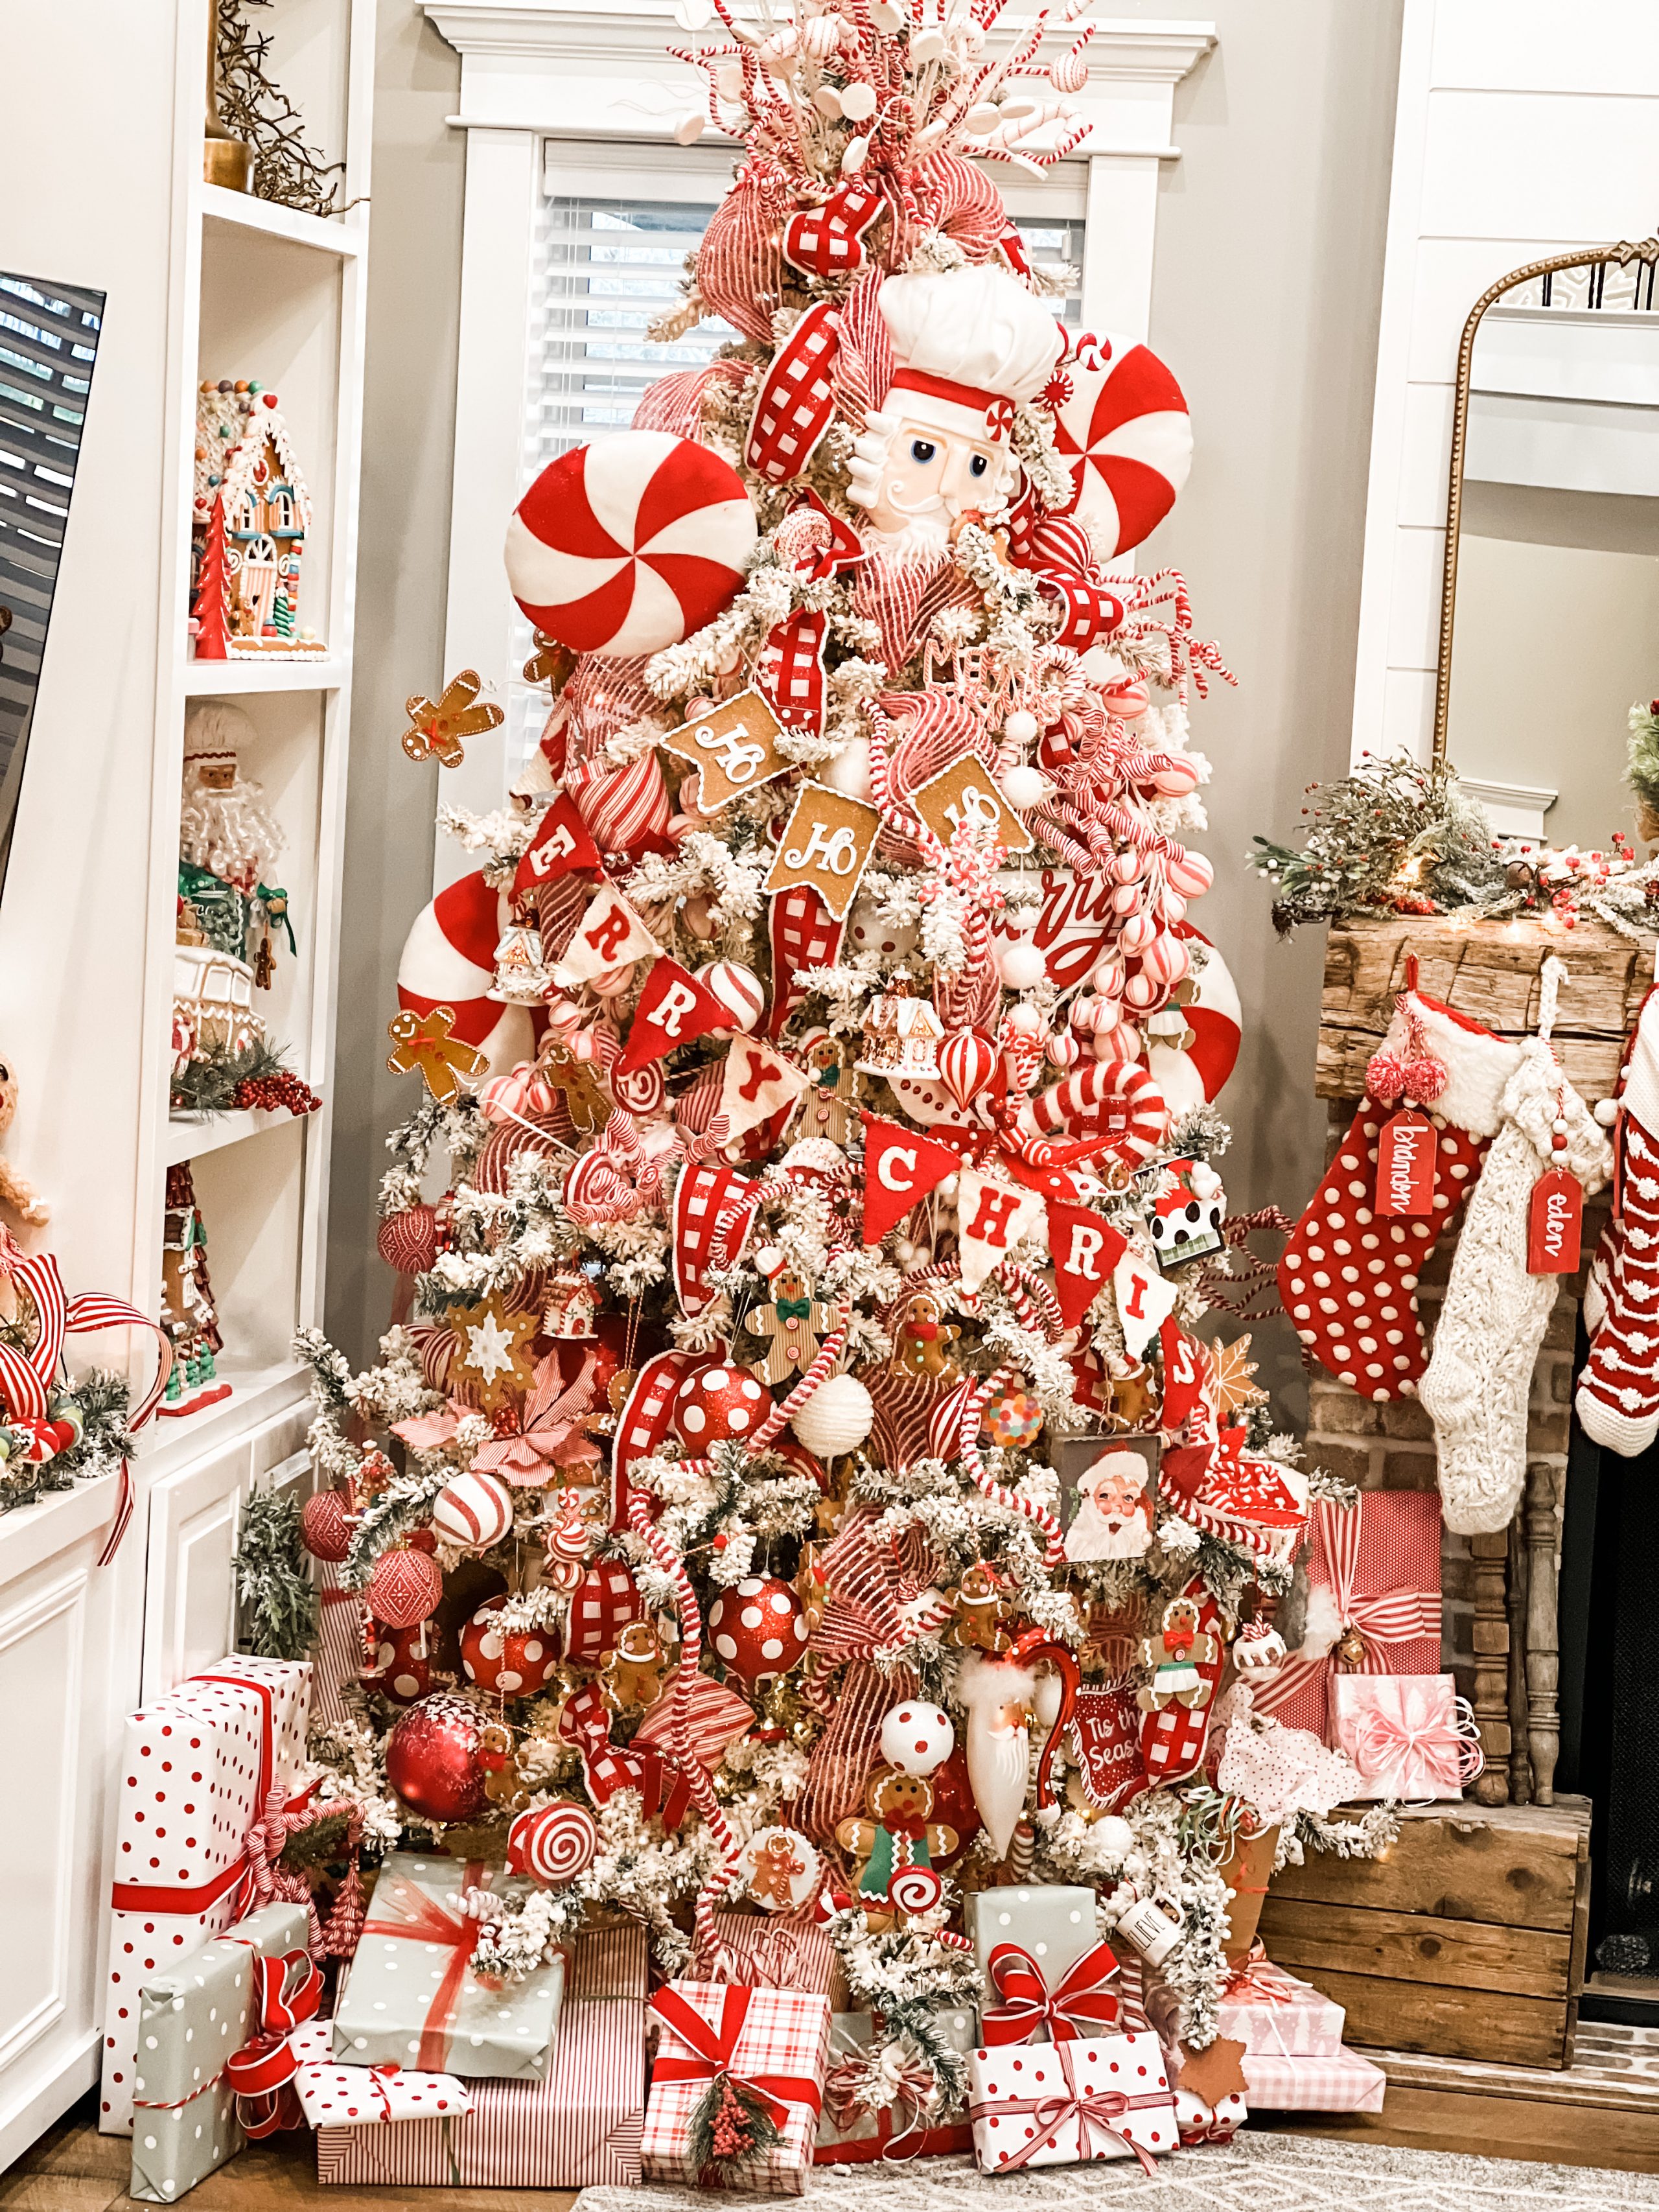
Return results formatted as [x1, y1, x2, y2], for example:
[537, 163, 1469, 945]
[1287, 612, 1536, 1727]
[127, 1899, 313, 2202]
[332, 1852, 565, 2079]
[643, 1979, 831, 2193]
[980, 1938, 1122, 2046]
[966, 2029, 1178, 2176]
[102, 1656, 312, 2137]
[287, 2015, 474, 2128]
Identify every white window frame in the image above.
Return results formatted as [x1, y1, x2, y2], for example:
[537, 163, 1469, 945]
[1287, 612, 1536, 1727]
[426, 0, 1216, 883]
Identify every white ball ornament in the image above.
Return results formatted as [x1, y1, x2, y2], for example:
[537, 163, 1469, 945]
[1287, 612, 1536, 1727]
[822, 732, 874, 800]
[432, 1469, 515, 1550]
[997, 940, 1047, 990]
[789, 1372, 873, 1458]
[839, 78, 879, 119]
[880, 1699, 955, 1776]
[999, 763, 1047, 811]
[752, 1243, 783, 1277]
[1006, 1001, 1043, 1038]
[1003, 709, 1039, 747]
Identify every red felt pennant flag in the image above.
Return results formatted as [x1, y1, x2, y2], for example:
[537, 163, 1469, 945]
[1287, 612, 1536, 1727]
[861, 1113, 964, 1243]
[613, 959, 730, 1076]
[1158, 1316, 1211, 1436]
[512, 793, 601, 896]
[1047, 1200, 1128, 1332]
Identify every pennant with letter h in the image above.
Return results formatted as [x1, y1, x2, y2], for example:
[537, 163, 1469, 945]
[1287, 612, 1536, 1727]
[957, 1168, 1046, 1290]
[861, 1113, 963, 1243]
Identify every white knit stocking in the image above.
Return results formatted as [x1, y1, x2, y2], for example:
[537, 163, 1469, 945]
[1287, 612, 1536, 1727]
[1421, 1039, 1612, 1534]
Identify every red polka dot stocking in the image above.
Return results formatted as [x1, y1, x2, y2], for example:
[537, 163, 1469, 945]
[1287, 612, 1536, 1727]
[1577, 986, 1659, 1456]
[1278, 986, 1523, 1403]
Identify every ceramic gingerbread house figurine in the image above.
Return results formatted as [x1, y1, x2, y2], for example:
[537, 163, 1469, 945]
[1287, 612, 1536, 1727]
[190, 379, 326, 660]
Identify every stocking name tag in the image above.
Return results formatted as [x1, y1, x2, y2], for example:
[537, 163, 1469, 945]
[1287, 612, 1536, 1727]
[1375, 1109, 1437, 1217]
[1527, 1167, 1583, 1274]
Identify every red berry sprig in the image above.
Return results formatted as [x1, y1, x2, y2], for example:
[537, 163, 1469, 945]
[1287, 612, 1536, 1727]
[232, 1070, 323, 1117]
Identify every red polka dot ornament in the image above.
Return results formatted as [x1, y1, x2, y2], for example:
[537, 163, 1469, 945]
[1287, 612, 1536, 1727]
[879, 1699, 955, 1776]
[708, 1574, 808, 1684]
[672, 1362, 769, 1447]
[362, 1622, 437, 1706]
[459, 1601, 563, 1697]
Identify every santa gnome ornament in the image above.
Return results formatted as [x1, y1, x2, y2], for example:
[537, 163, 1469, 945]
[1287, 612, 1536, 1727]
[1577, 984, 1659, 1454]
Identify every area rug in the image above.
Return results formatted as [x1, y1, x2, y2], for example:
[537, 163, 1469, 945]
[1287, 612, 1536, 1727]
[575, 2134, 1659, 2211]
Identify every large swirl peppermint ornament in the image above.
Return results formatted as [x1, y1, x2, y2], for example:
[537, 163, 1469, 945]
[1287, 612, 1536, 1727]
[507, 1800, 599, 1886]
[609, 1059, 667, 1117]
[888, 1864, 944, 1915]
[1027, 1058, 1167, 1172]
[1052, 332, 1192, 557]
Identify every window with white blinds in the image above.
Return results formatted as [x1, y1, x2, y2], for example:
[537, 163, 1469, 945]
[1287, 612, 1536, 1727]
[509, 183, 1085, 773]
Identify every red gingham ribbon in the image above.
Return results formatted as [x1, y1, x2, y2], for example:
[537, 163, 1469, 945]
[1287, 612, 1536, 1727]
[649, 1983, 824, 2130]
[969, 2040, 1165, 2177]
[980, 1939, 1122, 2046]
[360, 1863, 485, 2071]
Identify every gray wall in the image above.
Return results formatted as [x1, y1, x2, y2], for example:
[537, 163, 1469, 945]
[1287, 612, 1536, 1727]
[327, 1, 1406, 1408]
[325, 1, 461, 1362]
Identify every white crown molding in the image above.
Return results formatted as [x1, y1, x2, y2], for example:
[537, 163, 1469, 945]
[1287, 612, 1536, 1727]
[427, 3, 1215, 149]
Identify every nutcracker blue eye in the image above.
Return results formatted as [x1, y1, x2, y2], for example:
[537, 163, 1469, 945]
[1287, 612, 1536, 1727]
[909, 438, 937, 463]
[969, 453, 990, 477]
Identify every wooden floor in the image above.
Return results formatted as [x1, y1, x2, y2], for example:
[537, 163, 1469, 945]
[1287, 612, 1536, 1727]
[11, 2043, 1659, 2205]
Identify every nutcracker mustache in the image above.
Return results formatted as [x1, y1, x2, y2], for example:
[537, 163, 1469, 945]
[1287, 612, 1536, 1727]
[958, 1654, 1037, 1860]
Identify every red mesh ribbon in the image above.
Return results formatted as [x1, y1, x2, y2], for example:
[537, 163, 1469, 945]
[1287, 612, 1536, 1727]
[968, 2039, 1166, 2177]
[360, 1863, 485, 2071]
[980, 1939, 1122, 2046]
[649, 1983, 824, 2129]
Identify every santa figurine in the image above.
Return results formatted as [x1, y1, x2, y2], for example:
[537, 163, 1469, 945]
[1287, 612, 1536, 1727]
[846, 263, 1063, 561]
[957, 1648, 1038, 1859]
[180, 701, 286, 896]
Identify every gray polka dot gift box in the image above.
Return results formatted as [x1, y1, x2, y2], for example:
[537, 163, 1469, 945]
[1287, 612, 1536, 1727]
[964, 1883, 1108, 2042]
[126, 1900, 311, 2203]
[331, 1852, 564, 2078]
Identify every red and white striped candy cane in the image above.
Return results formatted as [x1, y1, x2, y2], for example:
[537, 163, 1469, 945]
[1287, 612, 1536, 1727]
[627, 1497, 737, 1956]
[1028, 1060, 1167, 1172]
[746, 1302, 852, 1450]
[956, 1362, 1065, 1566]
[992, 1259, 1063, 1344]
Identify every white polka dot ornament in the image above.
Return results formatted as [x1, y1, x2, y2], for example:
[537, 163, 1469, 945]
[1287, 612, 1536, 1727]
[708, 1574, 808, 1684]
[673, 1362, 769, 1446]
[431, 1468, 514, 1551]
[459, 1601, 563, 1697]
[879, 1699, 955, 1776]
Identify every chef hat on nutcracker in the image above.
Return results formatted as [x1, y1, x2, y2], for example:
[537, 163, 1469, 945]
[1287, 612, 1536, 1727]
[877, 264, 1063, 444]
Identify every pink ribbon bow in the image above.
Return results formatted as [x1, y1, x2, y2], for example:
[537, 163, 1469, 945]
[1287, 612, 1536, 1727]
[968, 2039, 1166, 2176]
[980, 1939, 1122, 2046]
[1349, 1686, 1484, 1797]
[471, 1349, 601, 1482]
[822, 2049, 940, 2156]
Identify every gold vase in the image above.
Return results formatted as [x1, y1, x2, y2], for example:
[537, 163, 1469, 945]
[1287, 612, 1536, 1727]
[203, 9, 253, 191]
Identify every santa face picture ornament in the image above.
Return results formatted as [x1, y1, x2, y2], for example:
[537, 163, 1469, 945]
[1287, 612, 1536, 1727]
[1065, 1446, 1157, 1562]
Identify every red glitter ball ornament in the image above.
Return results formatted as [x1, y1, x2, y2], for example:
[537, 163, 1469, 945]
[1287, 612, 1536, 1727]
[706, 1574, 807, 1685]
[300, 1487, 353, 1563]
[672, 1363, 769, 1447]
[459, 1600, 562, 1697]
[385, 1692, 490, 1824]
[366, 1546, 444, 1629]
[923, 1741, 983, 1867]
[377, 1202, 441, 1276]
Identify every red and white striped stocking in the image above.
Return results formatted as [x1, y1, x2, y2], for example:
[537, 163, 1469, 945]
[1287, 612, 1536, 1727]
[1278, 984, 1520, 1401]
[1577, 987, 1659, 1455]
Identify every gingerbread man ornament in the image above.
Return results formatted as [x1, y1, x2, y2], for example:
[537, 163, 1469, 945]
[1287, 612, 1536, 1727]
[894, 1292, 961, 1382]
[796, 1035, 859, 1145]
[745, 1264, 831, 1385]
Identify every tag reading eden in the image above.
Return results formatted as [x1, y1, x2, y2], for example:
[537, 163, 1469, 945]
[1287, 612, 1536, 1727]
[1527, 1167, 1583, 1275]
[1375, 1108, 1437, 1217]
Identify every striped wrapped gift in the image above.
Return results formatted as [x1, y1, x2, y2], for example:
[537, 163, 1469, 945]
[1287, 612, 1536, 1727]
[316, 1922, 647, 2188]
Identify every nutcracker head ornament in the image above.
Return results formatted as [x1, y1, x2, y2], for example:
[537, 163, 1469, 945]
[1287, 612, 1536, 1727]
[847, 266, 1063, 556]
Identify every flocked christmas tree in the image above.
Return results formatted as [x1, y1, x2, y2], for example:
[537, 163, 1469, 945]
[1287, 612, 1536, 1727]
[297, 0, 1400, 2161]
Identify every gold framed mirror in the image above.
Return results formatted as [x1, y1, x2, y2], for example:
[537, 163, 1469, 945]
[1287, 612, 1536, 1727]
[1435, 236, 1659, 848]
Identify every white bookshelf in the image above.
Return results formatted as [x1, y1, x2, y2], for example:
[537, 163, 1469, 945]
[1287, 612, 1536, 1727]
[0, 0, 372, 2162]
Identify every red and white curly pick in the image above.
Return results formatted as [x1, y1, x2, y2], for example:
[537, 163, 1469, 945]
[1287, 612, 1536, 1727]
[505, 430, 756, 657]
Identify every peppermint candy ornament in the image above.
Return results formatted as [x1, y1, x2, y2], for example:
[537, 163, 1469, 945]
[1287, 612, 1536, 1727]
[505, 430, 756, 657]
[697, 960, 766, 1033]
[1052, 331, 1193, 556]
[708, 1573, 809, 1684]
[432, 1469, 515, 1550]
[397, 868, 533, 1077]
[459, 1601, 562, 1697]
[507, 1800, 599, 1885]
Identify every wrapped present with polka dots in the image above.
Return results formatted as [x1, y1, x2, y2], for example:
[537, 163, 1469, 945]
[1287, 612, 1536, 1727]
[966, 2029, 1179, 2175]
[288, 2018, 472, 2128]
[964, 1885, 1111, 2043]
[331, 1852, 564, 2080]
[101, 1657, 312, 2137]
[126, 1899, 312, 2202]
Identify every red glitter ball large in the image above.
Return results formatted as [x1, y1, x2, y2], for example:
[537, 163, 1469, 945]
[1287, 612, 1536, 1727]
[672, 1363, 769, 1448]
[385, 1693, 490, 1824]
[377, 1203, 440, 1276]
[706, 1574, 807, 1686]
[366, 1546, 444, 1629]
[300, 1487, 353, 1563]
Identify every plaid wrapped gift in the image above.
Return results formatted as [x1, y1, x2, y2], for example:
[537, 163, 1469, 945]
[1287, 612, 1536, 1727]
[127, 1902, 312, 2201]
[1252, 1491, 1441, 1740]
[642, 1980, 831, 2195]
[967, 2030, 1178, 2174]
[317, 1922, 647, 2188]
[695, 1910, 848, 2005]
[1216, 1948, 1345, 2058]
[1242, 2047, 1387, 2112]
[332, 1852, 564, 2078]
[289, 2019, 472, 2126]
[814, 2007, 977, 2164]
[102, 1656, 312, 2135]
[1331, 1673, 1484, 1801]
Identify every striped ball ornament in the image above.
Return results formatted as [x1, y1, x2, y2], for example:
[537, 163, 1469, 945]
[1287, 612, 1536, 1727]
[377, 1202, 441, 1277]
[366, 1546, 444, 1629]
[697, 960, 765, 1034]
[459, 1601, 562, 1697]
[432, 1469, 515, 1551]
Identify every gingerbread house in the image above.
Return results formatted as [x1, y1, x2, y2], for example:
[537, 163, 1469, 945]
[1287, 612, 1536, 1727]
[855, 972, 944, 1077]
[190, 380, 326, 660]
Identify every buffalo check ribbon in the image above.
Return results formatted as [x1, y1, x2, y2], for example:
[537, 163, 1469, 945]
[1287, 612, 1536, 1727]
[969, 2040, 1164, 2177]
[649, 1983, 824, 2129]
[360, 1863, 486, 2071]
[980, 1940, 1122, 2046]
